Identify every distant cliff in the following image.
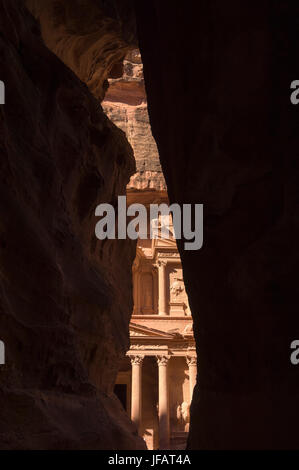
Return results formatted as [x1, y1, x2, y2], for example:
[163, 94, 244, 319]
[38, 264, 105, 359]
[103, 49, 166, 192]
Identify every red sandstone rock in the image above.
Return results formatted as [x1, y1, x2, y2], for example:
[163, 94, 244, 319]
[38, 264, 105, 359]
[0, 0, 145, 450]
[103, 49, 166, 192]
[25, 0, 135, 101]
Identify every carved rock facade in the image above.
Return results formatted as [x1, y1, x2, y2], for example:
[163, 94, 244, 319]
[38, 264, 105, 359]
[115, 205, 196, 450]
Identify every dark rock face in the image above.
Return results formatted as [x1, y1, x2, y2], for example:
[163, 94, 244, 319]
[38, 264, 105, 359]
[25, 0, 137, 101]
[0, 0, 145, 449]
[1, 0, 298, 450]
[135, 0, 299, 449]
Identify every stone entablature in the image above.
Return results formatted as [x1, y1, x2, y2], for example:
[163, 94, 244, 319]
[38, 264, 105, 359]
[128, 322, 195, 358]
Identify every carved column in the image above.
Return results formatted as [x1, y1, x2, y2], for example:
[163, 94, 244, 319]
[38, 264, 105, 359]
[132, 258, 139, 315]
[156, 355, 170, 449]
[156, 259, 167, 315]
[130, 355, 144, 433]
[187, 356, 197, 400]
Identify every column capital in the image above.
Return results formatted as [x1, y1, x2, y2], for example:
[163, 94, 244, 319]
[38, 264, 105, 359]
[156, 355, 170, 366]
[186, 356, 197, 366]
[155, 259, 167, 269]
[157, 353, 170, 448]
[130, 353, 143, 433]
[130, 355, 144, 366]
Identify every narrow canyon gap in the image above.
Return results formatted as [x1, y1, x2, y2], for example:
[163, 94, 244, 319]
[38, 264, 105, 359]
[135, 0, 299, 448]
[0, 0, 299, 450]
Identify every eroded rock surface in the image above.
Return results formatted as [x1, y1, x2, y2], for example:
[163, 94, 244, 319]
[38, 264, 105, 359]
[135, 0, 299, 449]
[0, 0, 145, 449]
[103, 49, 166, 192]
[25, 0, 136, 101]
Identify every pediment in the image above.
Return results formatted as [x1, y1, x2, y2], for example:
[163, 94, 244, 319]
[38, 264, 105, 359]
[130, 322, 183, 339]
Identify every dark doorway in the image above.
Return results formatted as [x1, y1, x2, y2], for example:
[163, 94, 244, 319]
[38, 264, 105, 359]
[114, 384, 127, 411]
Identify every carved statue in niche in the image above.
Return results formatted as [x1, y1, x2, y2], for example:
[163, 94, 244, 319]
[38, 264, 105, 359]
[170, 267, 186, 307]
[132, 256, 140, 273]
[176, 401, 190, 432]
[170, 277, 184, 299]
[169, 267, 192, 316]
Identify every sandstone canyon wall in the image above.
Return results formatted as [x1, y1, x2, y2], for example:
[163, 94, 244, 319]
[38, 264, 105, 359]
[1, 0, 299, 451]
[135, 0, 299, 449]
[103, 48, 166, 193]
[0, 0, 145, 449]
[25, 0, 136, 101]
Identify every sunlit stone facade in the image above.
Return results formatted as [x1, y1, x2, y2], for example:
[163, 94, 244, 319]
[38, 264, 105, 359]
[105, 49, 197, 450]
[115, 190, 197, 450]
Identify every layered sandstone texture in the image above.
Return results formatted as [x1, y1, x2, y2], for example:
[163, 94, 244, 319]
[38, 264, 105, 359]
[25, 0, 165, 192]
[103, 49, 166, 192]
[0, 0, 145, 449]
[136, 0, 299, 449]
